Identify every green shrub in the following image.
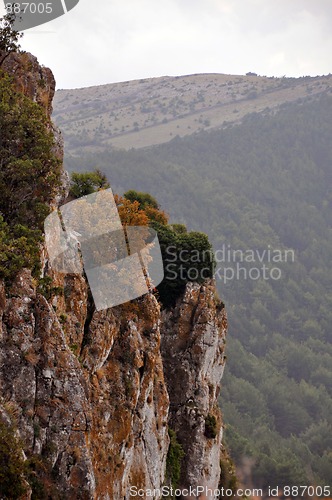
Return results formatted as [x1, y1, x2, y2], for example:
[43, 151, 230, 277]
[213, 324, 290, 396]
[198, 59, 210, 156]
[0, 73, 60, 228]
[25, 455, 48, 500]
[0, 420, 27, 498]
[0, 71, 61, 282]
[152, 222, 215, 307]
[204, 414, 218, 439]
[59, 313, 67, 324]
[69, 343, 79, 356]
[37, 276, 63, 300]
[0, 217, 43, 281]
[70, 169, 110, 198]
[165, 428, 185, 489]
[170, 224, 187, 234]
[219, 453, 237, 497]
[120, 191, 214, 306]
[124, 190, 159, 209]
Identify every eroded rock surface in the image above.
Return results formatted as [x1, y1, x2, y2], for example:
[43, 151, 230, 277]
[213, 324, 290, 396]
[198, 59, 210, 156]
[161, 281, 227, 497]
[0, 50, 55, 117]
[0, 51, 229, 499]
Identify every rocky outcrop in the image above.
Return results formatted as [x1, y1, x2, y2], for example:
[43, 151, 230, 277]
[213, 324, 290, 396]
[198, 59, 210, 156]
[0, 49, 64, 185]
[0, 270, 226, 499]
[0, 50, 55, 117]
[0, 270, 170, 499]
[0, 51, 229, 499]
[161, 282, 227, 496]
[0, 270, 95, 499]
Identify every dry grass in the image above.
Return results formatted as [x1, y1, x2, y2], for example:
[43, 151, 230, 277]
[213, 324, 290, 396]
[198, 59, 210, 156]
[1, 398, 21, 423]
[23, 348, 40, 366]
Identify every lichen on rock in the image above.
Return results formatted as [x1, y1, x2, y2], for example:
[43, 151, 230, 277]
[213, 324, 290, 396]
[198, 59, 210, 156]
[0, 51, 230, 499]
[161, 281, 227, 495]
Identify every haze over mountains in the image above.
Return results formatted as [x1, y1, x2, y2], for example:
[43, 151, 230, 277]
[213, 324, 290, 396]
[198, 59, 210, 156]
[53, 73, 332, 488]
[53, 72, 332, 152]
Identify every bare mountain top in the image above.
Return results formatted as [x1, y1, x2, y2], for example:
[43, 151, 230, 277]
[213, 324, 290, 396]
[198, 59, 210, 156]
[53, 72, 332, 152]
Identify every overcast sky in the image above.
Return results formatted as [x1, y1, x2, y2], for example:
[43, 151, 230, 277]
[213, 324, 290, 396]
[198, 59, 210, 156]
[2, 0, 332, 89]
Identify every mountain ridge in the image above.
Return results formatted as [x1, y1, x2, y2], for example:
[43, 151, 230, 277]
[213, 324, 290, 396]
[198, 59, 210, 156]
[53, 72, 332, 152]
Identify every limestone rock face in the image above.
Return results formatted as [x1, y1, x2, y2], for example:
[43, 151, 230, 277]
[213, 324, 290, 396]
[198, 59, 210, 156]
[0, 271, 227, 499]
[0, 270, 170, 499]
[0, 50, 55, 117]
[161, 281, 227, 497]
[0, 51, 229, 499]
[0, 270, 95, 499]
[79, 295, 170, 499]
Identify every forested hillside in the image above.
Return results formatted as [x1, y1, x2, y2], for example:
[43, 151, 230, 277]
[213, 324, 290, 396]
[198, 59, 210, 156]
[64, 93, 332, 488]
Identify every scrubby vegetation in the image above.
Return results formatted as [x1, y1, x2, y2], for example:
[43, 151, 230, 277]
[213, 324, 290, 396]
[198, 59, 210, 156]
[165, 428, 185, 490]
[53, 73, 332, 151]
[0, 420, 27, 498]
[69, 169, 110, 198]
[69, 179, 215, 306]
[0, 416, 51, 498]
[153, 221, 214, 306]
[124, 190, 159, 209]
[65, 92, 332, 486]
[218, 450, 238, 497]
[121, 190, 214, 306]
[204, 414, 218, 439]
[0, 11, 22, 52]
[0, 72, 61, 281]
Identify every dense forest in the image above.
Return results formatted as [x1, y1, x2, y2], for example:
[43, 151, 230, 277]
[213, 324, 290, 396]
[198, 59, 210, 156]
[64, 93, 332, 488]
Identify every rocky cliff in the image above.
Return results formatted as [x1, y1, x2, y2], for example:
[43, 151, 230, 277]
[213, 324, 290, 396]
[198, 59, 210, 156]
[161, 282, 227, 495]
[0, 51, 230, 499]
[0, 50, 55, 116]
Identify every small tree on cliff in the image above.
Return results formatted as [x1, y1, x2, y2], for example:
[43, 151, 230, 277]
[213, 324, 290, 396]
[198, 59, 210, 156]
[70, 170, 110, 198]
[0, 10, 23, 53]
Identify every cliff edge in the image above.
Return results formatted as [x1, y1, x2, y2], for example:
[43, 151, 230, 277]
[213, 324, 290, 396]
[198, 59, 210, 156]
[0, 51, 230, 499]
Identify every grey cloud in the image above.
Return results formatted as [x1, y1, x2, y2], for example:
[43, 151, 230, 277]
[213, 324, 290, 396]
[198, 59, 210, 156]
[17, 0, 332, 88]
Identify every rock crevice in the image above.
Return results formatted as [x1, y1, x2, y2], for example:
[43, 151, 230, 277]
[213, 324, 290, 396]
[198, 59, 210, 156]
[0, 52, 229, 499]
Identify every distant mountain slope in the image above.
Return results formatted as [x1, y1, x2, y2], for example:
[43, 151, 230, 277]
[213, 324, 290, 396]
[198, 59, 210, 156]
[53, 72, 332, 152]
[64, 93, 332, 488]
